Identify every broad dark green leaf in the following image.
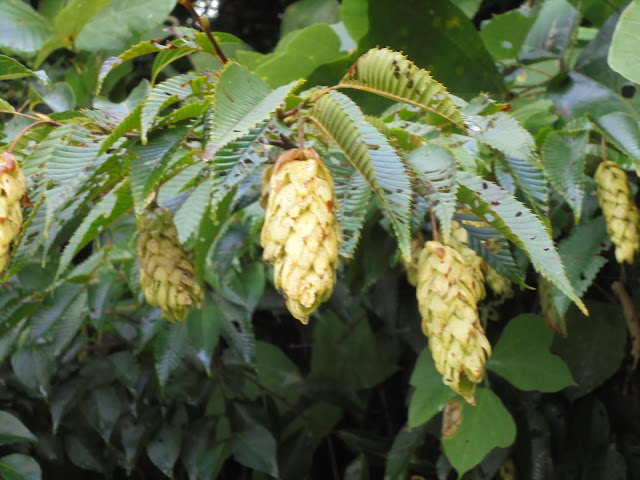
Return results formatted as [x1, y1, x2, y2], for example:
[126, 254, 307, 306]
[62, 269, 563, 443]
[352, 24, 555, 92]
[186, 303, 221, 375]
[50, 379, 84, 434]
[340, 0, 368, 44]
[408, 347, 456, 428]
[568, 0, 627, 27]
[82, 386, 124, 442]
[232, 424, 279, 478]
[488, 314, 575, 391]
[11, 347, 52, 399]
[521, 0, 578, 59]
[64, 434, 105, 473]
[119, 417, 146, 475]
[75, 0, 176, 52]
[281, 0, 341, 36]
[441, 389, 516, 476]
[552, 300, 627, 400]
[0, 0, 51, 54]
[255, 341, 303, 411]
[214, 293, 255, 364]
[608, 0, 640, 85]
[362, 0, 504, 96]
[174, 180, 212, 244]
[0, 412, 37, 446]
[480, 9, 536, 60]
[384, 424, 428, 480]
[147, 424, 182, 477]
[0, 454, 41, 480]
[311, 310, 396, 390]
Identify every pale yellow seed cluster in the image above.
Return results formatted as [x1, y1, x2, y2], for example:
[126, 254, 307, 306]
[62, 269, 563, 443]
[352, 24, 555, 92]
[0, 152, 26, 273]
[137, 205, 203, 322]
[260, 148, 341, 324]
[416, 241, 491, 405]
[403, 232, 425, 287]
[595, 160, 640, 264]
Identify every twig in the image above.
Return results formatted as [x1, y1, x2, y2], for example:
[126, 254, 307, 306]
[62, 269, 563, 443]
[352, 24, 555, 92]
[327, 436, 340, 480]
[611, 281, 640, 370]
[8, 120, 53, 154]
[297, 103, 305, 149]
[178, 0, 228, 64]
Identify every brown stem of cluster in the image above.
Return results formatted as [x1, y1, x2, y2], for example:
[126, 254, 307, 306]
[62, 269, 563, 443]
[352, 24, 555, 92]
[178, 0, 228, 64]
[429, 200, 440, 243]
[611, 281, 640, 370]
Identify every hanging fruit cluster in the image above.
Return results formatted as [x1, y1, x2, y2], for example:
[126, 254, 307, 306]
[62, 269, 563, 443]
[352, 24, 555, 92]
[260, 148, 342, 324]
[136, 204, 203, 322]
[0, 152, 26, 274]
[594, 160, 640, 264]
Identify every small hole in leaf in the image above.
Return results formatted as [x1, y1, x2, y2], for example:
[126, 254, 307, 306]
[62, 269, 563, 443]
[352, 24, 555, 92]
[231, 320, 242, 332]
[621, 85, 636, 99]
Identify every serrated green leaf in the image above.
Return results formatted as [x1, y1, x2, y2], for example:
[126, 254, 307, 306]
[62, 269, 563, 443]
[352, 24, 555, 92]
[130, 127, 188, 215]
[549, 216, 610, 318]
[210, 121, 271, 214]
[309, 90, 412, 260]
[173, 180, 212, 244]
[469, 112, 535, 162]
[82, 386, 124, 442]
[608, 0, 640, 84]
[339, 47, 464, 128]
[233, 424, 279, 477]
[210, 62, 300, 152]
[57, 182, 132, 278]
[441, 389, 516, 476]
[155, 320, 188, 391]
[407, 144, 458, 243]
[11, 346, 52, 398]
[488, 314, 575, 391]
[408, 347, 456, 428]
[457, 172, 587, 315]
[325, 155, 372, 257]
[186, 303, 221, 375]
[97, 105, 141, 155]
[498, 154, 549, 219]
[159, 99, 211, 127]
[0, 411, 37, 446]
[214, 293, 255, 364]
[140, 73, 198, 143]
[0, 454, 41, 480]
[0, 0, 51, 54]
[542, 130, 588, 222]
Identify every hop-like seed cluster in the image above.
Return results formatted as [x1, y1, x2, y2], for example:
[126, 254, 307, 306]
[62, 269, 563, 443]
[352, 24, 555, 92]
[447, 221, 486, 301]
[137, 205, 203, 322]
[403, 232, 425, 287]
[416, 241, 491, 404]
[260, 148, 341, 324]
[0, 152, 26, 273]
[595, 160, 640, 264]
[539, 276, 565, 336]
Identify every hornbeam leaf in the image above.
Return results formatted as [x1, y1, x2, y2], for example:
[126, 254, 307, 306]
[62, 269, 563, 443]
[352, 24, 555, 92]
[309, 90, 412, 260]
[456, 172, 587, 315]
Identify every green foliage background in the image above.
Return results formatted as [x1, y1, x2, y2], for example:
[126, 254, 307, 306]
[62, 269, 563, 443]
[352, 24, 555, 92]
[0, 0, 639, 479]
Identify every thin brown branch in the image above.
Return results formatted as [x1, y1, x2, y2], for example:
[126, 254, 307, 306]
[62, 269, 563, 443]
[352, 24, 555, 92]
[429, 200, 439, 243]
[8, 120, 53, 154]
[178, 0, 228, 64]
[611, 281, 640, 370]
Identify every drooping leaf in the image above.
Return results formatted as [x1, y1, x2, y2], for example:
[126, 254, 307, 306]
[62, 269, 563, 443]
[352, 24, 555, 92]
[129, 127, 188, 215]
[408, 347, 456, 428]
[255, 341, 303, 411]
[173, 180, 212, 244]
[57, 182, 132, 278]
[547, 217, 610, 319]
[441, 389, 516, 476]
[210, 120, 271, 215]
[406, 143, 458, 243]
[154, 320, 188, 391]
[209, 62, 300, 153]
[521, 0, 578, 59]
[140, 73, 199, 143]
[542, 130, 588, 222]
[608, 0, 640, 85]
[325, 155, 372, 257]
[147, 424, 182, 477]
[82, 386, 125, 443]
[340, 47, 464, 128]
[214, 293, 255, 364]
[488, 314, 575, 391]
[309, 90, 412, 260]
[0, 0, 51, 54]
[0, 411, 37, 446]
[456, 172, 587, 315]
[384, 424, 429, 480]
